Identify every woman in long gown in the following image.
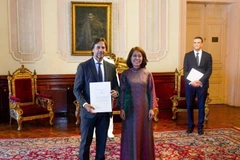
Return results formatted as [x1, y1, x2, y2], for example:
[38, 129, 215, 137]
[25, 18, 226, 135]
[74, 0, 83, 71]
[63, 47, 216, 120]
[117, 46, 158, 160]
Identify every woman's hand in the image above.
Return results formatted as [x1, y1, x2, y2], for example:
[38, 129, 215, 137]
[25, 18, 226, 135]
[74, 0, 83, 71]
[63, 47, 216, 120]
[120, 109, 126, 120]
[148, 109, 154, 120]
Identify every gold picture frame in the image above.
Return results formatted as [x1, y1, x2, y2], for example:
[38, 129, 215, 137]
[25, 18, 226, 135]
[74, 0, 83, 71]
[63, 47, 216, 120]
[71, 2, 112, 56]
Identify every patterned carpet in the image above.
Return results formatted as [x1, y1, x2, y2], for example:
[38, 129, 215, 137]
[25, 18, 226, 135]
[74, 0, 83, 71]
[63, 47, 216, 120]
[0, 128, 240, 160]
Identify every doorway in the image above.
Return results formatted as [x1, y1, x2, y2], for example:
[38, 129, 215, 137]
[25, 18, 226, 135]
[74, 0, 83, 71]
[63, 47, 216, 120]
[186, 3, 228, 104]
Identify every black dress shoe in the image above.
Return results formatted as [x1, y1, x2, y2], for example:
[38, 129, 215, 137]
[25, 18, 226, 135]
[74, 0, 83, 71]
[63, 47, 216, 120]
[186, 127, 194, 133]
[198, 129, 204, 135]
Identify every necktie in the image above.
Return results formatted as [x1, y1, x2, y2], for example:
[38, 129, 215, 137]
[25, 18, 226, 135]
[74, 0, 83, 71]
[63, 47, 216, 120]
[97, 62, 103, 82]
[196, 53, 199, 66]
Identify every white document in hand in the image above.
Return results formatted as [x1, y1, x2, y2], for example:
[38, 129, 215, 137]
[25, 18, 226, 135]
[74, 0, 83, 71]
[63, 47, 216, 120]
[186, 68, 204, 82]
[90, 82, 112, 113]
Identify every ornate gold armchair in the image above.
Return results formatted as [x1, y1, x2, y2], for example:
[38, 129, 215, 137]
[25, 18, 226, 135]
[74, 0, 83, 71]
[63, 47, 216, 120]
[73, 99, 123, 125]
[170, 68, 211, 121]
[73, 97, 159, 125]
[7, 65, 54, 130]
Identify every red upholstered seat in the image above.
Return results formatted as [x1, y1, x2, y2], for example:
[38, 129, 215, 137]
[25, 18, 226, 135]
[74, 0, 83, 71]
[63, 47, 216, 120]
[8, 65, 54, 131]
[20, 105, 49, 117]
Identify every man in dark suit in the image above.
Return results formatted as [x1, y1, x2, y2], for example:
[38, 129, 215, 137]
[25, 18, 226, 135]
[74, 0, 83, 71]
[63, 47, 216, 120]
[184, 36, 212, 135]
[73, 38, 119, 160]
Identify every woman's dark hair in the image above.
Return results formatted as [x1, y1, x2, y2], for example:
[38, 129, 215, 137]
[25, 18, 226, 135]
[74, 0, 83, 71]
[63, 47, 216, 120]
[91, 37, 107, 55]
[126, 46, 148, 68]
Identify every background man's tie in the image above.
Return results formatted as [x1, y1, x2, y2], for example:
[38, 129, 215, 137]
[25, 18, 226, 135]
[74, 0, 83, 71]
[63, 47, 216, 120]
[97, 62, 103, 82]
[196, 53, 199, 66]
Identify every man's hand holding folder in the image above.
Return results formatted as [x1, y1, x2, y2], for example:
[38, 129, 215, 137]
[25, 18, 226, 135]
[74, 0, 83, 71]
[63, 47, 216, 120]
[186, 68, 204, 87]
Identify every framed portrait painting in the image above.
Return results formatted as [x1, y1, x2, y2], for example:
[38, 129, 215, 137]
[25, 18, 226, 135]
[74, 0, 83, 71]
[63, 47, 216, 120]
[71, 2, 112, 56]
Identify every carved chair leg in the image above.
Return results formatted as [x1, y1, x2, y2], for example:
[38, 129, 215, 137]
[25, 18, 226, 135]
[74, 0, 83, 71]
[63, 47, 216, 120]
[204, 107, 210, 121]
[17, 118, 23, 131]
[73, 100, 81, 125]
[75, 106, 80, 125]
[75, 112, 80, 125]
[49, 112, 54, 125]
[153, 108, 159, 122]
[172, 106, 178, 120]
[204, 96, 211, 121]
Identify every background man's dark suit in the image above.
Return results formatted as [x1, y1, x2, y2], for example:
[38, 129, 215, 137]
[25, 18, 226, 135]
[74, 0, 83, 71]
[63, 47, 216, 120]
[184, 50, 212, 131]
[73, 57, 118, 160]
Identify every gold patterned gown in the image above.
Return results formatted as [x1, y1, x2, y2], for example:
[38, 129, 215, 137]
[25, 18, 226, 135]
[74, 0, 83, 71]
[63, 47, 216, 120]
[117, 68, 157, 160]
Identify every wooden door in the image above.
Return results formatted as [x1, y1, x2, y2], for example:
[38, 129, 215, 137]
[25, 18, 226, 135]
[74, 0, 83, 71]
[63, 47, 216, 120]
[186, 3, 228, 104]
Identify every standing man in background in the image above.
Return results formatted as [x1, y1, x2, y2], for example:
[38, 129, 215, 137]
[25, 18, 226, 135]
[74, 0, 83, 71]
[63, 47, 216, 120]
[73, 38, 119, 160]
[184, 36, 212, 135]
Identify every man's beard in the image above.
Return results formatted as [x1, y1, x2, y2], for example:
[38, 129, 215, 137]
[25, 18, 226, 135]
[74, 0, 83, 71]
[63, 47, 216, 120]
[97, 54, 104, 59]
